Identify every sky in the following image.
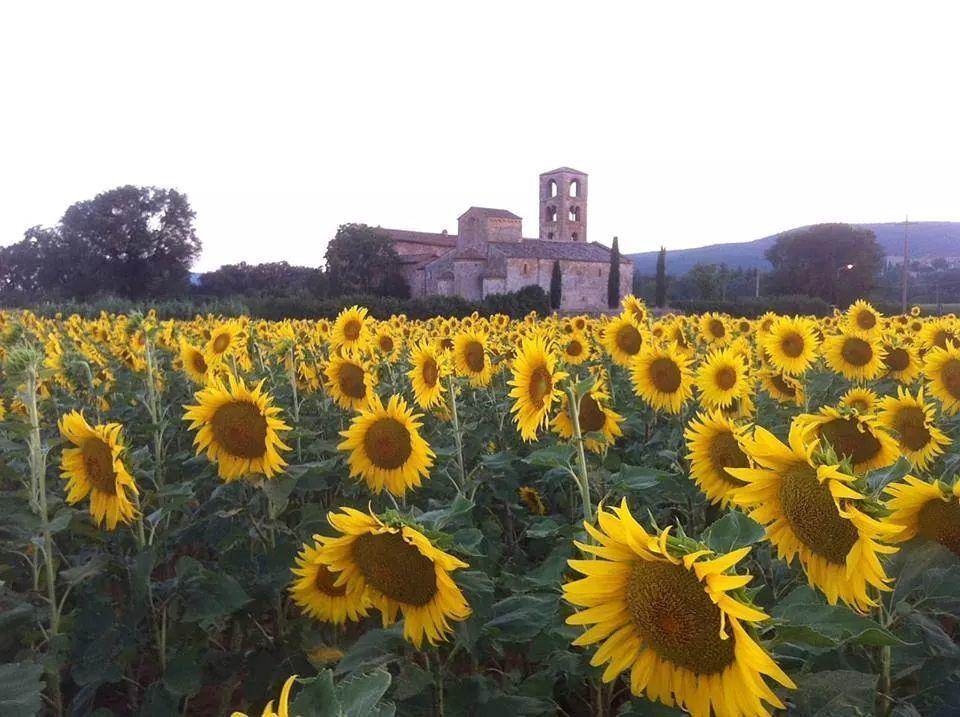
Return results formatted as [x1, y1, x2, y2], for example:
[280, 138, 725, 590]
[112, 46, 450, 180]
[2, 2, 960, 271]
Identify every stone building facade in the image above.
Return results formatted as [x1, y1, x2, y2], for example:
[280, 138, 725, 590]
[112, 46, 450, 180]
[378, 167, 632, 312]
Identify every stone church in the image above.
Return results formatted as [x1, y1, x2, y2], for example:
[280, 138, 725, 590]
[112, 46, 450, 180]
[377, 167, 633, 312]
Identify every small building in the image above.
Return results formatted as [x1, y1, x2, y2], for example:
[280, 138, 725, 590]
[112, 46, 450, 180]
[377, 167, 632, 312]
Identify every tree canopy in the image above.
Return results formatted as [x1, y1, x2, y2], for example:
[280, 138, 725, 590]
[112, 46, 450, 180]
[323, 224, 410, 298]
[199, 261, 323, 297]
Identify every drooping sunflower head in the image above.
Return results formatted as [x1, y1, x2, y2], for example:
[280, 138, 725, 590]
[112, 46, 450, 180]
[290, 539, 369, 625]
[761, 316, 820, 376]
[602, 313, 647, 367]
[919, 317, 960, 352]
[331, 305, 371, 351]
[684, 410, 751, 507]
[729, 421, 901, 611]
[317, 508, 471, 647]
[59, 411, 138, 530]
[183, 373, 291, 482]
[621, 295, 649, 325]
[698, 312, 729, 345]
[407, 341, 446, 410]
[794, 405, 900, 474]
[839, 386, 879, 414]
[924, 342, 960, 415]
[453, 329, 492, 386]
[823, 331, 886, 382]
[180, 339, 217, 385]
[508, 334, 568, 441]
[324, 351, 377, 411]
[695, 347, 749, 410]
[518, 486, 548, 515]
[844, 300, 883, 338]
[885, 476, 960, 556]
[564, 499, 794, 715]
[338, 393, 434, 496]
[878, 386, 951, 470]
[552, 384, 624, 453]
[630, 343, 693, 414]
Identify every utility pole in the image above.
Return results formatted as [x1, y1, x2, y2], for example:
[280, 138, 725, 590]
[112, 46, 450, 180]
[901, 215, 909, 314]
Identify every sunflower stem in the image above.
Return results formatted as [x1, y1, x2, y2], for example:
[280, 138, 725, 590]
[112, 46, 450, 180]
[564, 384, 593, 524]
[447, 376, 466, 491]
[287, 346, 302, 462]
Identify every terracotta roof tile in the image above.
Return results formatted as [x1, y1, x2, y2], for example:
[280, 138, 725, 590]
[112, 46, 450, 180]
[377, 228, 456, 247]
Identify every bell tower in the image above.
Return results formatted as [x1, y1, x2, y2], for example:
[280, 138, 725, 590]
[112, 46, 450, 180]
[539, 167, 587, 242]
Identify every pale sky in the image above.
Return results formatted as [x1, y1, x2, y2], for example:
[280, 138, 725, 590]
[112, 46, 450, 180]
[3, 2, 960, 271]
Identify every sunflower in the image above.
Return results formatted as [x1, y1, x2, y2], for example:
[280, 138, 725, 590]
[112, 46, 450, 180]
[331, 305, 371, 351]
[373, 326, 399, 361]
[180, 339, 216, 385]
[844, 300, 883, 338]
[552, 384, 623, 453]
[823, 332, 886, 382]
[684, 410, 751, 507]
[794, 406, 899, 474]
[508, 335, 568, 441]
[230, 674, 297, 717]
[622, 295, 649, 325]
[183, 373, 291, 481]
[317, 508, 471, 647]
[290, 539, 369, 624]
[698, 312, 729, 346]
[324, 351, 377, 411]
[407, 341, 446, 409]
[885, 476, 960, 556]
[562, 332, 591, 365]
[761, 316, 820, 376]
[630, 343, 693, 414]
[338, 393, 433, 496]
[519, 486, 548, 514]
[839, 386, 879, 414]
[695, 348, 749, 410]
[564, 500, 794, 717]
[924, 342, 960, 415]
[918, 317, 959, 352]
[602, 313, 647, 367]
[729, 422, 900, 611]
[206, 320, 244, 362]
[59, 411, 138, 530]
[453, 329, 493, 386]
[882, 342, 921, 384]
[877, 387, 951, 470]
[758, 369, 804, 405]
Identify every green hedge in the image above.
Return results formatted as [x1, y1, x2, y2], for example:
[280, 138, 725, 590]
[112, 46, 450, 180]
[671, 295, 833, 318]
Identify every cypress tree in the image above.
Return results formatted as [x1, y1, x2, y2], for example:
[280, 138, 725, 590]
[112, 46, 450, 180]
[550, 260, 562, 310]
[607, 236, 620, 308]
[655, 246, 667, 308]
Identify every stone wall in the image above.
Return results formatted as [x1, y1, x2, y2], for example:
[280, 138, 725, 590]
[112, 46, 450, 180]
[453, 259, 486, 300]
[499, 258, 633, 311]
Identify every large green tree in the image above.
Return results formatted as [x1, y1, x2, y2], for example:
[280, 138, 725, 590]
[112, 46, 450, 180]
[199, 261, 323, 297]
[324, 224, 409, 298]
[765, 223, 883, 305]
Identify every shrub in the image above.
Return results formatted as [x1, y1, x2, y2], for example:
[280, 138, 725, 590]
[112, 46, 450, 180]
[672, 295, 833, 318]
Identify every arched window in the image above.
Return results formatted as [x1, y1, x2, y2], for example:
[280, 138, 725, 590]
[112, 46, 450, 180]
[568, 206, 580, 222]
[569, 179, 580, 197]
[571, 232, 579, 241]
[546, 206, 557, 223]
[547, 231, 554, 240]
[548, 179, 558, 198]
[598, 267, 602, 277]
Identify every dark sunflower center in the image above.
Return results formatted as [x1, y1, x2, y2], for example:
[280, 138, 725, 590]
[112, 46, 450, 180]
[893, 406, 930, 451]
[933, 330, 957, 350]
[362, 417, 412, 470]
[211, 401, 268, 459]
[464, 341, 485, 373]
[739, 321, 750, 332]
[770, 373, 796, 397]
[849, 398, 870, 412]
[440, 337, 454, 352]
[714, 366, 737, 391]
[941, 359, 960, 399]
[615, 324, 643, 355]
[566, 339, 583, 357]
[343, 320, 362, 341]
[579, 394, 607, 433]
[212, 333, 231, 354]
[650, 358, 682, 393]
[338, 363, 367, 399]
[421, 358, 439, 387]
[82, 438, 117, 493]
[817, 418, 882, 467]
[884, 348, 910, 372]
[192, 352, 208, 373]
[917, 499, 960, 557]
[780, 331, 805, 358]
[352, 531, 438, 606]
[625, 560, 736, 675]
[315, 565, 347, 597]
[709, 320, 725, 338]
[778, 463, 859, 564]
[707, 431, 749, 486]
[528, 366, 553, 407]
[841, 337, 873, 367]
[379, 335, 394, 352]
[856, 310, 877, 330]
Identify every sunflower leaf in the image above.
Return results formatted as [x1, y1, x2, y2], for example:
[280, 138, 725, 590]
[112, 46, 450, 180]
[0, 662, 44, 716]
[703, 510, 765, 553]
[866, 456, 912, 495]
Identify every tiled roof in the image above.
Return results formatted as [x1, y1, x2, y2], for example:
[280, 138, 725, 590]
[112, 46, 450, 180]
[457, 207, 522, 220]
[540, 166, 587, 176]
[377, 228, 456, 247]
[397, 252, 440, 266]
[497, 240, 631, 263]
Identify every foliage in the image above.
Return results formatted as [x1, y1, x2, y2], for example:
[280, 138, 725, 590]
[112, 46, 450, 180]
[324, 224, 410, 298]
[198, 261, 324, 298]
[673, 295, 834, 317]
[655, 246, 667, 308]
[549, 261, 562, 310]
[607, 236, 620, 308]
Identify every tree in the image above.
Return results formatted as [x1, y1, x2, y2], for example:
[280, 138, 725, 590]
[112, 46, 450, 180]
[689, 263, 720, 300]
[631, 268, 642, 297]
[655, 246, 667, 307]
[324, 224, 409, 298]
[199, 261, 323, 297]
[765, 223, 884, 306]
[549, 260, 562, 310]
[607, 236, 620, 308]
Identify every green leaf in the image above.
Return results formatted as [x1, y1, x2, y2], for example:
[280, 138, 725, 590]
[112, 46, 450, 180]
[525, 517, 561, 539]
[416, 495, 473, 530]
[484, 594, 557, 642]
[867, 456, 912, 494]
[773, 586, 906, 647]
[290, 671, 339, 717]
[261, 474, 298, 518]
[788, 670, 877, 716]
[61, 553, 108, 586]
[613, 464, 673, 491]
[335, 628, 405, 676]
[703, 510, 765, 553]
[175, 557, 250, 623]
[336, 669, 392, 717]
[163, 651, 202, 697]
[0, 662, 44, 716]
[522, 444, 575, 468]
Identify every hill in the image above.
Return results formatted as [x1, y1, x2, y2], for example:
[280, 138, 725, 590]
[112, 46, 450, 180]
[629, 221, 960, 275]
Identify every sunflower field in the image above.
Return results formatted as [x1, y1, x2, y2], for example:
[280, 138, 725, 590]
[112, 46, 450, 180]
[2, 298, 960, 717]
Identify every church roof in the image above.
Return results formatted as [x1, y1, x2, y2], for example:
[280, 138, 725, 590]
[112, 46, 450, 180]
[540, 166, 587, 176]
[377, 227, 456, 247]
[498, 240, 631, 263]
[457, 206, 522, 220]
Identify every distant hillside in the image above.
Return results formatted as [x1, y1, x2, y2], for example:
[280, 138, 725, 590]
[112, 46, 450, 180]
[629, 222, 960, 275]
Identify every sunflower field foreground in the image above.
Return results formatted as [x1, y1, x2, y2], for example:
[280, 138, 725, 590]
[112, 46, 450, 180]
[2, 300, 960, 717]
